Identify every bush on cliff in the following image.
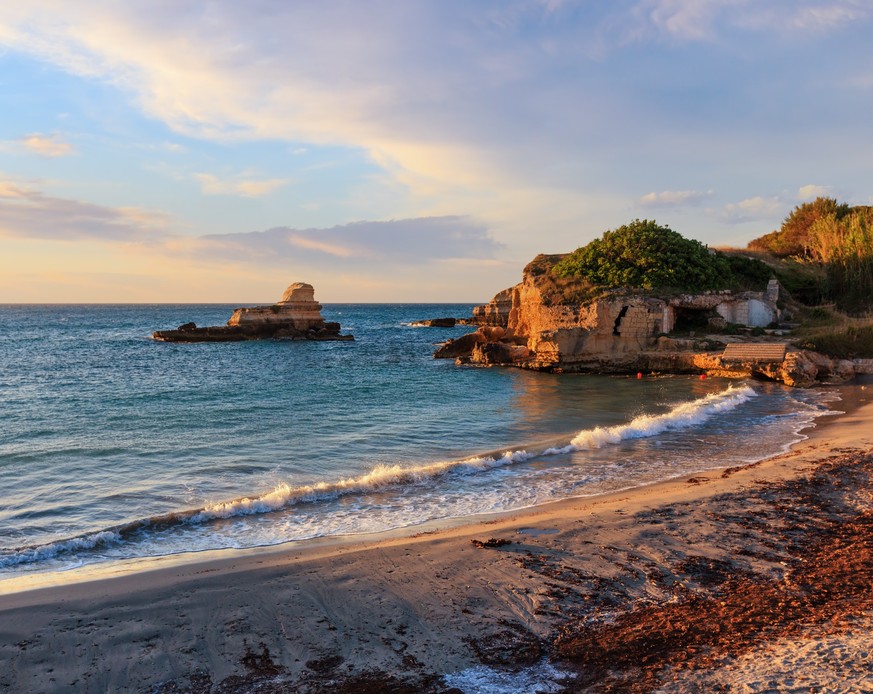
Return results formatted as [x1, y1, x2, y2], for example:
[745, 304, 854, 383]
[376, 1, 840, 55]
[552, 219, 735, 292]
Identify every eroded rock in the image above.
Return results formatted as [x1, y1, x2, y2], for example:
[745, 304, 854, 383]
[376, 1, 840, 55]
[437, 255, 856, 386]
[152, 283, 353, 343]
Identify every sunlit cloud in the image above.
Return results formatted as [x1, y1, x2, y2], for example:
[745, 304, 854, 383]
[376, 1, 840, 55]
[0, 2, 870, 301]
[721, 196, 783, 223]
[289, 234, 355, 258]
[797, 184, 831, 201]
[639, 189, 714, 207]
[20, 132, 75, 157]
[0, 177, 169, 241]
[193, 173, 290, 197]
[191, 217, 502, 267]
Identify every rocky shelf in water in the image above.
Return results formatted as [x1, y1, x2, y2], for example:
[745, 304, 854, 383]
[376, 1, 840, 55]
[152, 282, 354, 343]
[407, 317, 478, 328]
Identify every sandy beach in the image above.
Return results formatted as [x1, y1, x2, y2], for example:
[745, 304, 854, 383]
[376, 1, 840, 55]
[1, 381, 872, 693]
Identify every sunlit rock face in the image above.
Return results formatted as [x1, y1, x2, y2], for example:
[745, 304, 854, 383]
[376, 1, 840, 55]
[152, 283, 353, 343]
[227, 282, 326, 330]
[437, 256, 855, 386]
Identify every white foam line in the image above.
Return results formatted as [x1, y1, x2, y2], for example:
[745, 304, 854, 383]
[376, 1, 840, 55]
[2, 385, 758, 568]
[194, 385, 757, 522]
[0, 530, 121, 569]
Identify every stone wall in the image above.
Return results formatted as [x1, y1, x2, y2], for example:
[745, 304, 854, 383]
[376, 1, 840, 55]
[715, 298, 776, 328]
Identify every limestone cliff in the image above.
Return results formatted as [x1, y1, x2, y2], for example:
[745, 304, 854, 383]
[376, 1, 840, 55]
[152, 282, 353, 343]
[435, 255, 855, 386]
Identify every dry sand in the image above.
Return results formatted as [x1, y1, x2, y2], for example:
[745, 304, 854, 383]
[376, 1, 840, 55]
[1, 382, 872, 693]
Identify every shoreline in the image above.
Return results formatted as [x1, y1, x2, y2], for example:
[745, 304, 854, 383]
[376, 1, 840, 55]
[0, 379, 836, 597]
[1, 380, 872, 692]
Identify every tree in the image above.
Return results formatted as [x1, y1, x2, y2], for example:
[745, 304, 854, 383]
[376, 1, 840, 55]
[748, 197, 850, 258]
[553, 219, 733, 292]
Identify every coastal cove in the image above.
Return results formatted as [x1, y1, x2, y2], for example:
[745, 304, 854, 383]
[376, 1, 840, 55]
[1, 376, 871, 692]
[0, 303, 839, 582]
[2, 304, 872, 692]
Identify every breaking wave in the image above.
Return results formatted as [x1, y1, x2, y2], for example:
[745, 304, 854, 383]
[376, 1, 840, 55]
[0, 385, 756, 570]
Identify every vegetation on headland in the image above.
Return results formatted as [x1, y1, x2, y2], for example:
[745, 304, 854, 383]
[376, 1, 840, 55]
[549, 199, 873, 316]
[748, 197, 873, 314]
[791, 307, 873, 359]
[552, 219, 772, 293]
[796, 325, 873, 360]
[544, 202, 873, 360]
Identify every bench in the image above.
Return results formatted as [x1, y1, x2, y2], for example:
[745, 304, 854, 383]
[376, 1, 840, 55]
[721, 343, 787, 363]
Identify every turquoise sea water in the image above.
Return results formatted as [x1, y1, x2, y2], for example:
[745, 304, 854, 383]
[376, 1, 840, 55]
[0, 304, 838, 579]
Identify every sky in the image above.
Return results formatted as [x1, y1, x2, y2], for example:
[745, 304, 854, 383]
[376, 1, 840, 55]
[1, 1, 872, 303]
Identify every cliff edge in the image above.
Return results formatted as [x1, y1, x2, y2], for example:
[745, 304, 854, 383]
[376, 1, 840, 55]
[436, 255, 856, 387]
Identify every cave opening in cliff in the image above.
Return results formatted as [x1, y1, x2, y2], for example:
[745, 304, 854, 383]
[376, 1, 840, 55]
[671, 307, 712, 335]
[613, 306, 629, 335]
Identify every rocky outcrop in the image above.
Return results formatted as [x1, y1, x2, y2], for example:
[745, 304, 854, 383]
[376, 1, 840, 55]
[152, 282, 353, 343]
[409, 317, 458, 328]
[471, 287, 514, 327]
[435, 255, 858, 386]
[642, 350, 855, 388]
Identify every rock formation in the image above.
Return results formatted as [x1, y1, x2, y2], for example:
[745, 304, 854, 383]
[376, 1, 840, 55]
[408, 317, 458, 328]
[152, 282, 353, 343]
[436, 255, 857, 387]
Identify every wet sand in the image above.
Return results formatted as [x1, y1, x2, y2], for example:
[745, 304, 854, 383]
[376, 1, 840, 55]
[1, 382, 872, 693]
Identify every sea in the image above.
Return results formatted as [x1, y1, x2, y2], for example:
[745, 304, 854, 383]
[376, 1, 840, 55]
[0, 304, 840, 584]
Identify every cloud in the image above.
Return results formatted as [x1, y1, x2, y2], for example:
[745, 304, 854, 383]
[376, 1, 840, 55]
[288, 234, 354, 258]
[0, 0, 870, 274]
[788, 4, 870, 31]
[639, 189, 714, 207]
[797, 184, 831, 200]
[190, 216, 502, 267]
[0, 174, 500, 272]
[620, 1, 871, 42]
[193, 173, 290, 197]
[20, 132, 75, 157]
[0, 178, 169, 241]
[721, 196, 783, 223]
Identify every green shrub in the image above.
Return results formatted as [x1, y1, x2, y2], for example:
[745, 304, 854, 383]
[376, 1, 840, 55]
[722, 254, 774, 291]
[553, 219, 732, 292]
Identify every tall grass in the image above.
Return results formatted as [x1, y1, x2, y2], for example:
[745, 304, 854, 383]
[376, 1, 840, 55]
[796, 324, 873, 360]
[805, 208, 873, 314]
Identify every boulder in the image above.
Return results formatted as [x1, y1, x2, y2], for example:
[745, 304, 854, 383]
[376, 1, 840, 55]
[433, 331, 488, 359]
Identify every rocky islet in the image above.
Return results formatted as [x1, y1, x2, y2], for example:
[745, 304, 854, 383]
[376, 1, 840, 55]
[152, 282, 353, 343]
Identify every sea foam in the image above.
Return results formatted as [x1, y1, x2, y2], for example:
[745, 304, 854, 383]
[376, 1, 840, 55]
[0, 385, 755, 570]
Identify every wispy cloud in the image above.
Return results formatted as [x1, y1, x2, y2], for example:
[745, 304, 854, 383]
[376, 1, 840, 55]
[788, 3, 870, 31]
[193, 173, 290, 197]
[621, 0, 871, 42]
[20, 132, 75, 157]
[639, 189, 714, 207]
